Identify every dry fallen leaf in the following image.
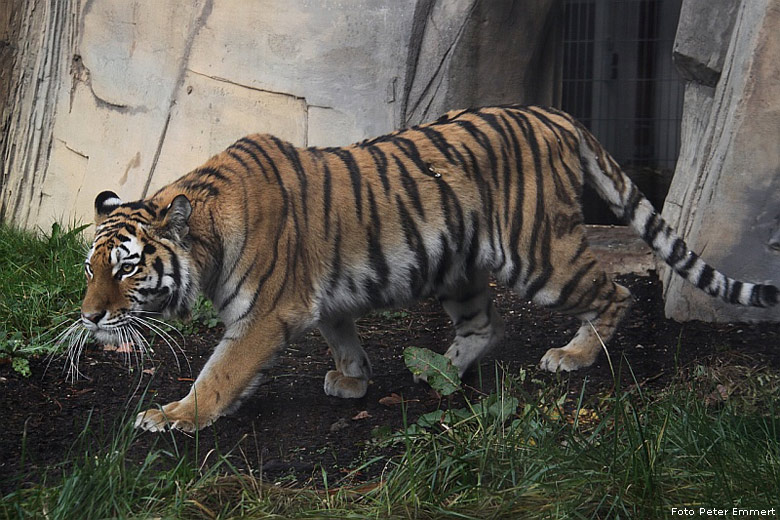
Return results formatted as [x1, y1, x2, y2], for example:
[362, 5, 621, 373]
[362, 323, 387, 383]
[142, 367, 156, 375]
[103, 342, 135, 353]
[116, 342, 135, 353]
[379, 393, 403, 406]
[352, 410, 371, 421]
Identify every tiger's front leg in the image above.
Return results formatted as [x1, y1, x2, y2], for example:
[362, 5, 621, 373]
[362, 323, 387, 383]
[320, 318, 372, 398]
[135, 319, 286, 432]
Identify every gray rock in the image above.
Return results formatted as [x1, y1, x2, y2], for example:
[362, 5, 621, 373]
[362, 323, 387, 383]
[672, 0, 739, 86]
[661, 0, 780, 322]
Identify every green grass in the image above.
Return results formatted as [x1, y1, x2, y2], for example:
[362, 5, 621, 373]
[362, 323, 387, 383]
[4, 357, 779, 519]
[2, 223, 779, 518]
[0, 223, 89, 375]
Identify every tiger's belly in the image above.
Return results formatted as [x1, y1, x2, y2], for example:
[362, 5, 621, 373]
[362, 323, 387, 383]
[313, 240, 481, 319]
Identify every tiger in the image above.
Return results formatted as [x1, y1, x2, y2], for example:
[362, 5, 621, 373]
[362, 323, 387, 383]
[78, 105, 778, 432]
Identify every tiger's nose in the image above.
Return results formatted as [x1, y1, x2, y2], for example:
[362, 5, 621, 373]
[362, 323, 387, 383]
[81, 310, 107, 327]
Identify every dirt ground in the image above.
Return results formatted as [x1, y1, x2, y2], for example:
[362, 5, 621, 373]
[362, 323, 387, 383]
[3, 254, 780, 493]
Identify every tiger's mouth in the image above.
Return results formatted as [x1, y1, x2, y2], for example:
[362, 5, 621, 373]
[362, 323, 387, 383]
[81, 313, 136, 344]
[80, 323, 123, 345]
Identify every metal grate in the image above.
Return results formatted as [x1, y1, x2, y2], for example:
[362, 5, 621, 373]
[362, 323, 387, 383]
[562, 0, 685, 171]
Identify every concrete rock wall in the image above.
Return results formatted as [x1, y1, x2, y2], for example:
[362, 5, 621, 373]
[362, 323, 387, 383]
[0, 0, 559, 230]
[661, 0, 780, 322]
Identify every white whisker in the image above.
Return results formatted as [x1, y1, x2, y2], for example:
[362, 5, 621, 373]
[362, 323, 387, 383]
[129, 315, 190, 376]
[44, 319, 83, 378]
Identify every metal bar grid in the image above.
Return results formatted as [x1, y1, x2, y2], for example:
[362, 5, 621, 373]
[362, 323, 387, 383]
[561, 0, 684, 171]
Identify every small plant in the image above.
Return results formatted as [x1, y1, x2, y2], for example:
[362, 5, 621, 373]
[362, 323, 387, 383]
[0, 331, 31, 377]
[403, 346, 461, 395]
[167, 296, 220, 335]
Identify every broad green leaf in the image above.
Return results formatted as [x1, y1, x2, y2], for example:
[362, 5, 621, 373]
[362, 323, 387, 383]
[403, 346, 461, 396]
[477, 394, 519, 421]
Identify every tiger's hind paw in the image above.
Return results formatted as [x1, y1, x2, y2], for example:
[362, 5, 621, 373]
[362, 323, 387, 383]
[539, 347, 597, 372]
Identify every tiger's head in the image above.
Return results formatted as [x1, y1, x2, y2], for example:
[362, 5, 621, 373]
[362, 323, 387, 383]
[81, 190, 197, 344]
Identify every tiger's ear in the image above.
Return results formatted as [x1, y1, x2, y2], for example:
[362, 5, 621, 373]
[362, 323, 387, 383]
[159, 194, 192, 242]
[95, 191, 122, 224]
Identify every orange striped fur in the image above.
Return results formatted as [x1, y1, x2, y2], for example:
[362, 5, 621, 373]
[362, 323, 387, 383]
[79, 105, 777, 431]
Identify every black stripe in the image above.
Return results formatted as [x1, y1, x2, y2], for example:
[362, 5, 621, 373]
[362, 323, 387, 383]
[228, 143, 270, 181]
[728, 280, 743, 304]
[226, 148, 250, 172]
[696, 264, 715, 292]
[393, 136, 430, 174]
[366, 185, 390, 289]
[524, 219, 554, 301]
[418, 126, 466, 167]
[551, 260, 598, 308]
[665, 238, 687, 267]
[322, 160, 333, 240]
[396, 195, 429, 291]
[464, 212, 481, 271]
[526, 107, 580, 145]
[233, 217, 287, 322]
[180, 179, 219, 197]
[544, 138, 575, 205]
[453, 120, 498, 184]
[569, 235, 589, 265]
[506, 110, 544, 288]
[433, 233, 452, 287]
[393, 155, 425, 218]
[209, 207, 227, 287]
[332, 148, 363, 222]
[195, 166, 229, 183]
[270, 136, 309, 225]
[152, 257, 164, 289]
[557, 273, 606, 313]
[528, 110, 582, 193]
[675, 251, 699, 278]
[367, 145, 391, 195]
[237, 137, 290, 216]
[437, 179, 465, 249]
[471, 114, 512, 187]
[642, 212, 661, 242]
[327, 218, 344, 293]
[623, 185, 644, 222]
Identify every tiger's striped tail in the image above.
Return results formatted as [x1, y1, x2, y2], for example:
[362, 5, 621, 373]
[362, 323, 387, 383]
[576, 124, 778, 309]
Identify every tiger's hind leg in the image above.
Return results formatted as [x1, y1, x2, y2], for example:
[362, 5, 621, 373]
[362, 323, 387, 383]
[525, 242, 632, 372]
[500, 223, 633, 372]
[437, 270, 505, 377]
[537, 277, 632, 371]
[320, 318, 372, 398]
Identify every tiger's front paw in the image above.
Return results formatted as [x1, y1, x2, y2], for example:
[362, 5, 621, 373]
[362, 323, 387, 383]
[134, 403, 215, 432]
[324, 370, 368, 398]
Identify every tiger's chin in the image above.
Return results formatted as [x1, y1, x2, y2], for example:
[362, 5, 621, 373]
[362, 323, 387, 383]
[89, 327, 123, 345]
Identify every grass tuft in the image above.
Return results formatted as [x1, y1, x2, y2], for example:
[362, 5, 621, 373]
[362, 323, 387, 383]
[0, 223, 89, 375]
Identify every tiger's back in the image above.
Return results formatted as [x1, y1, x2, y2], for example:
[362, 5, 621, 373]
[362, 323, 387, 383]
[224, 106, 592, 317]
[79, 105, 777, 432]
